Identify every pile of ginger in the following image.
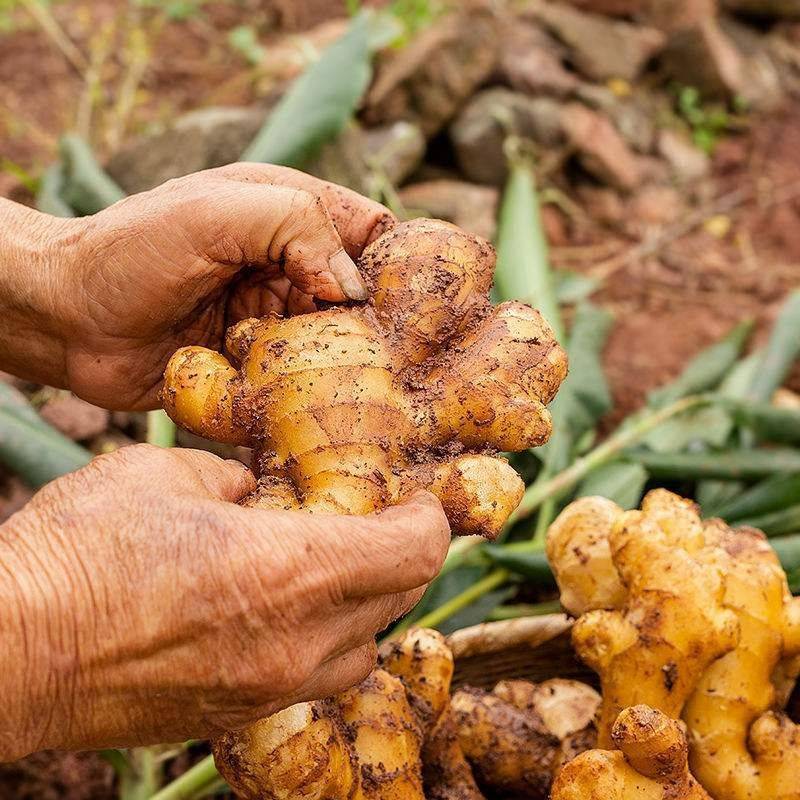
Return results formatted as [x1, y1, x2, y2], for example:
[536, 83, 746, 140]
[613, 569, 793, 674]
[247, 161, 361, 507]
[162, 218, 800, 798]
[210, 490, 800, 800]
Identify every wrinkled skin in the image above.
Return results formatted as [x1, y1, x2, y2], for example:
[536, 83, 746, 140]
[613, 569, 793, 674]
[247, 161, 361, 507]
[0, 164, 394, 410]
[0, 446, 450, 760]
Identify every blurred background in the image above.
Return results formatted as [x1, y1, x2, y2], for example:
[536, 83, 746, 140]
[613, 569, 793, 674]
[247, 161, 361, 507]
[1, 0, 800, 797]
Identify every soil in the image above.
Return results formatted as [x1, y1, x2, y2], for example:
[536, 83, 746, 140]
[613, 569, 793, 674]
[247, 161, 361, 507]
[569, 106, 800, 428]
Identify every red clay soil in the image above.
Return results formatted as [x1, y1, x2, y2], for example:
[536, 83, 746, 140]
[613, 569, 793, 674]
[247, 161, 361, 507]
[593, 105, 800, 428]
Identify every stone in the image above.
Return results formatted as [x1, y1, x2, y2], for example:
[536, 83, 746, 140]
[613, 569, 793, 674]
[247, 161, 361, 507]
[524, 0, 666, 81]
[560, 103, 643, 191]
[564, 0, 645, 14]
[722, 0, 800, 18]
[628, 185, 685, 227]
[657, 129, 711, 182]
[719, 16, 784, 110]
[496, 19, 580, 97]
[305, 121, 425, 195]
[577, 186, 626, 226]
[450, 88, 565, 185]
[362, 9, 498, 138]
[106, 106, 267, 195]
[576, 85, 659, 153]
[39, 393, 110, 441]
[643, 0, 717, 31]
[398, 180, 500, 241]
[660, 17, 746, 98]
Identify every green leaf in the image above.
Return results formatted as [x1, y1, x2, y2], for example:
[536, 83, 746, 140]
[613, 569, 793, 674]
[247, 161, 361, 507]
[438, 586, 516, 635]
[553, 270, 599, 305]
[241, 14, 372, 167]
[630, 447, 800, 481]
[707, 473, 800, 521]
[647, 320, 754, 409]
[59, 134, 126, 215]
[36, 163, 76, 217]
[0, 405, 92, 487]
[400, 565, 486, 628]
[769, 533, 800, 576]
[537, 302, 614, 468]
[483, 543, 555, 585]
[738, 505, 800, 537]
[493, 155, 563, 339]
[746, 290, 800, 404]
[228, 25, 266, 66]
[576, 460, 648, 509]
[728, 402, 800, 445]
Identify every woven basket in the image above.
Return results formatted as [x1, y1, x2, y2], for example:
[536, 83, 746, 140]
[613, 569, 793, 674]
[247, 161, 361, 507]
[446, 614, 596, 690]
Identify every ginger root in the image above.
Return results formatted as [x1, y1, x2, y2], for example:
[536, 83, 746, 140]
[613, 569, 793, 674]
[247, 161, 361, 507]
[682, 523, 800, 800]
[162, 219, 566, 537]
[213, 627, 480, 800]
[548, 490, 739, 746]
[449, 678, 599, 798]
[551, 705, 711, 800]
[550, 489, 800, 800]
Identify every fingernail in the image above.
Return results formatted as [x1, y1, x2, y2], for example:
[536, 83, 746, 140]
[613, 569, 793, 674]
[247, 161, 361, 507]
[329, 249, 368, 301]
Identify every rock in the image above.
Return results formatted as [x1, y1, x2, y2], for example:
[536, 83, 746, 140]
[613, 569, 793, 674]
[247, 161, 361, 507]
[450, 88, 565, 185]
[39, 393, 110, 441]
[576, 85, 659, 153]
[657, 129, 711, 182]
[398, 180, 499, 240]
[541, 205, 571, 246]
[106, 106, 266, 194]
[362, 9, 498, 138]
[722, 0, 800, 18]
[564, 0, 645, 14]
[524, 0, 666, 81]
[643, 0, 717, 31]
[560, 103, 643, 191]
[0, 476, 33, 523]
[363, 122, 427, 185]
[496, 19, 580, 97]
[719, 16, 784, 109]
[577, 185, 626, 226]
[660, 17, 746, 99]
[305, 121, 425, 194]
[627, 185, 685, 228]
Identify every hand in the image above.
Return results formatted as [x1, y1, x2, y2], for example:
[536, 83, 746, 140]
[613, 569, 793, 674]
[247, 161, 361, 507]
[0, 444, 449, 759]
[0, 165, 394, 409]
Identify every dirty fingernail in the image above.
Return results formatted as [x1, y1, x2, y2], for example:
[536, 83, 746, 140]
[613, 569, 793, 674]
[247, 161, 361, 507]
[329, 249, 368, 301]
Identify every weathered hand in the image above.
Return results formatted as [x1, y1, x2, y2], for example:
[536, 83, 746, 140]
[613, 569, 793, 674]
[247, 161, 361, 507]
[0, 444, 449, 759]
[0, 165, 394, 409]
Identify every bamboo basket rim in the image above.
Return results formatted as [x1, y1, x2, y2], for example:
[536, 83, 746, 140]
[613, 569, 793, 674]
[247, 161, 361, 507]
[446, 614, 597, 690]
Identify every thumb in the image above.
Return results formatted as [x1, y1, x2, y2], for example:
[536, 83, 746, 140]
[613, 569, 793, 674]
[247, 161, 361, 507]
[200, 182, 369, 302]
[172, 449, 256, 503]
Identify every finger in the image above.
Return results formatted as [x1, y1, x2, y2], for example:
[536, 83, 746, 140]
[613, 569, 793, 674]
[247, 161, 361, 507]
[314, 490, 451, 598]
[207, 162, 396, 258]
[226, 273, 292, 323]
[198, 182, 368, 302]
[321, 586, 428, 662]
[289, 641, 379, 703]
[171, 448, 256, 502]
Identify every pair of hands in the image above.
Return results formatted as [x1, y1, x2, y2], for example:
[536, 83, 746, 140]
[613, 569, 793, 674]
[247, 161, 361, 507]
[0, 165, 450, 760]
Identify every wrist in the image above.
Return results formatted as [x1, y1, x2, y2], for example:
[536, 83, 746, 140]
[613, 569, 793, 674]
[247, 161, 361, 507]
[0, 199, 84, 387]
[0, 512, 73, 760]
